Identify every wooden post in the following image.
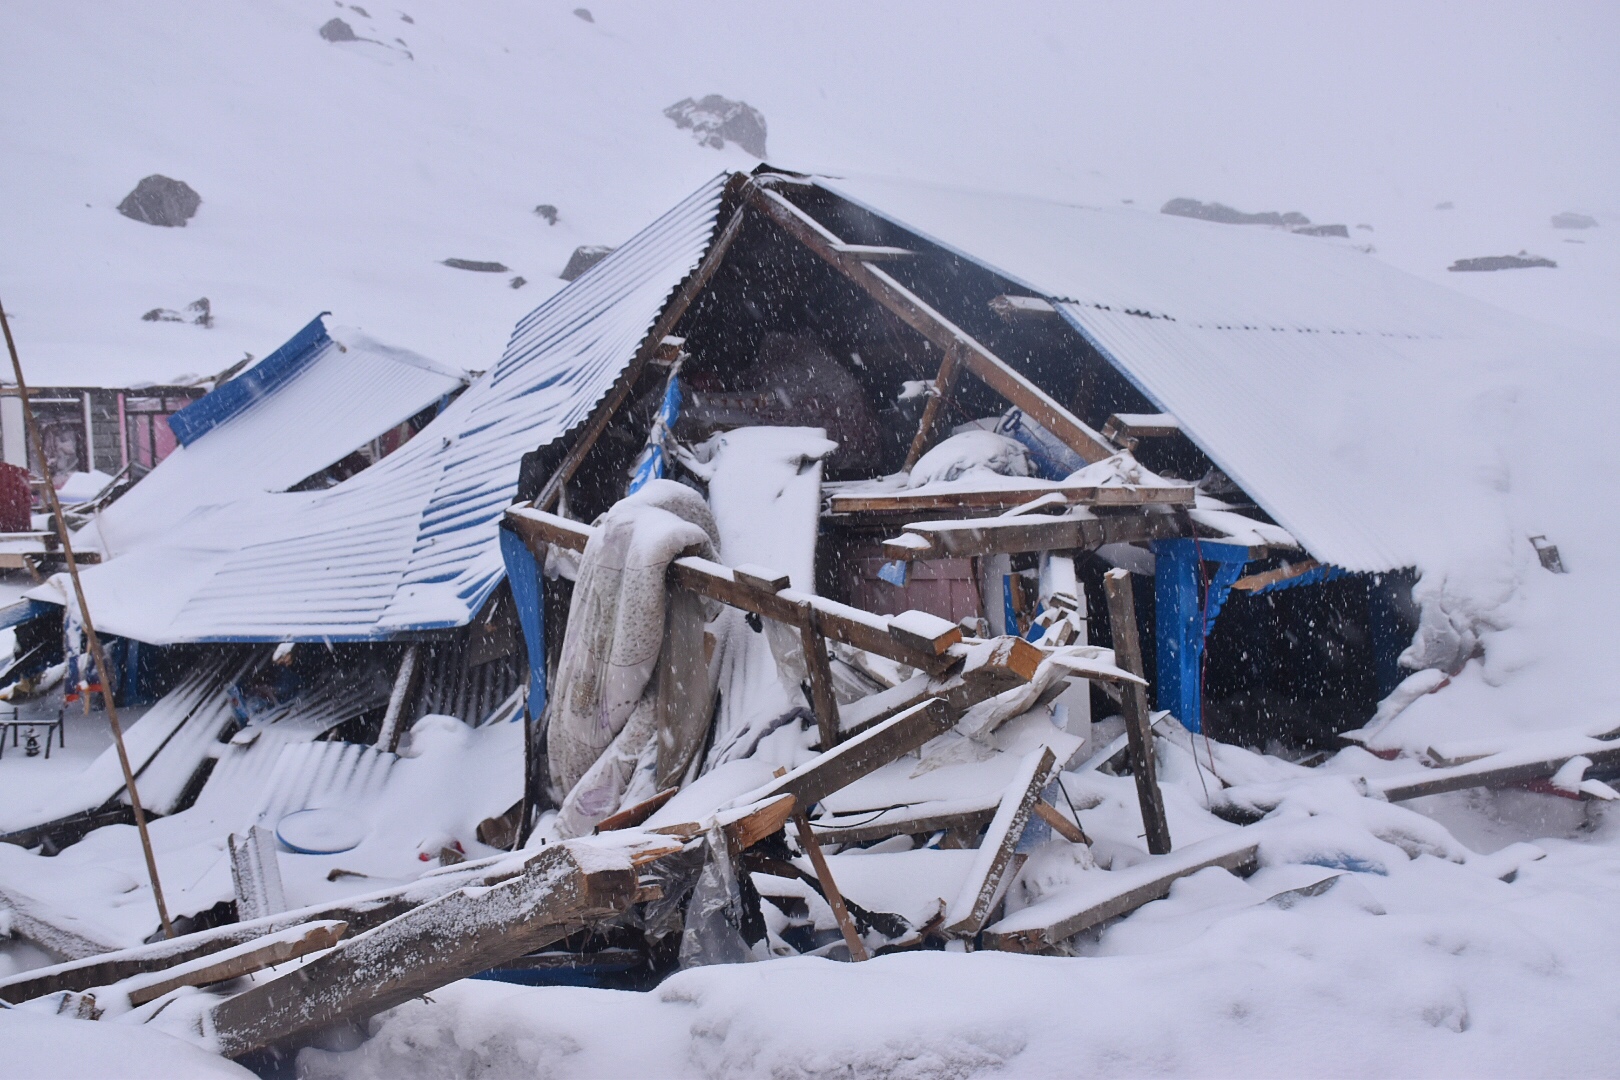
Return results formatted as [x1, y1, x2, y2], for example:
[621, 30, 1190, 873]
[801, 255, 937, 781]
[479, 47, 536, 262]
[376, 643, 420, 754]
[903, 345, 961, 472]
[797, 603, 841, 750]
[0, 295, 175, 940]
[791, 810, 869, 962]
[1102, 568, 1172, 854]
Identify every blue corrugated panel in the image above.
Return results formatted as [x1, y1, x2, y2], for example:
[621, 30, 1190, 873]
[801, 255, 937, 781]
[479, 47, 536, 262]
[167, 313, 331, 446]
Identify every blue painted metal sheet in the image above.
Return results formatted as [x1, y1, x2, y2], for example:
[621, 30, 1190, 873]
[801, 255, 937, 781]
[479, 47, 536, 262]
[1152, 539, 1252, 733]
[63, 174, 729, 644]
[499, 526, 547, 718]
[167, 314, 331, 446]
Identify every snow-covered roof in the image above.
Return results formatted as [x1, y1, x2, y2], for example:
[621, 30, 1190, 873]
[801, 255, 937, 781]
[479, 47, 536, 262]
[83, 316, 468, 559]
[817, 175, 1620, 573]
[51, 173, 728, 643]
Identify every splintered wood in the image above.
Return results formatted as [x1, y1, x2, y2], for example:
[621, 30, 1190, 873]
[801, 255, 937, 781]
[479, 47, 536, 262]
[206, 839, 669, 1056]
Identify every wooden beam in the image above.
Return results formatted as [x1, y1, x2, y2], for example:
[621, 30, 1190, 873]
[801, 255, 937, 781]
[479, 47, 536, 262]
[505, 506, 960, 674]
[1032, 800, 1089, 845]
[207, 840, 665, 1057]
[1100, 413, 1181, 450]
[645, 793, 798, 852]
[989, 295, 1058, 320]
[535, 174, 753, 511]
[881, 509, 1190, 562]
[945, 746, 1059, 934]
[982, 836, 1260, 952]
[762, 698, 953, 811]
[831, 484, 1194, 517]
[594, 787, 679, 832]
[0, 840, 657, 1005]
[1374, 742, 1620, 803]
[791, 811, 869, 961]
[810, 800, 999, 846]
[124, 921, 346, 1008]
[1231, 559, 1322, 593]
[798, 603, 842, 750]
[824, 638, 1044, 747]
[903, 345, 962, 472]
[749, 186, 1117, 464]
[1103, 569, 1173, 855]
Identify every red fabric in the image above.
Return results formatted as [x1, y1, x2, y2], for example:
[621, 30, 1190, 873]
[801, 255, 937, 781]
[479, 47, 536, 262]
[0, 461, 31, 531]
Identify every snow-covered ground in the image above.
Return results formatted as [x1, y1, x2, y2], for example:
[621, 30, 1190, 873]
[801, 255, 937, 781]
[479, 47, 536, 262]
[1, 2, 1615, 388]
[4, 3, 1620, 1077]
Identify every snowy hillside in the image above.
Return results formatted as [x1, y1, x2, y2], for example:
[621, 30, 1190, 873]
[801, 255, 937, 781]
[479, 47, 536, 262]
[1, 1, 1615, 386]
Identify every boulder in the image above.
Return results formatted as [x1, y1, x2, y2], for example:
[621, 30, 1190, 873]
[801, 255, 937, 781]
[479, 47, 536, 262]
[534, 204, 559, 225]
[1161, 198, 1309, 227]
[663, 95, 767, 157]
[117, 175, 201, 227]
[319, 18, 358, 42]
[560, 245, 615, 281]
[442, 258, 509, 273]
[1551, 212, 1598, 230]
[1448, 252, 1557, 272]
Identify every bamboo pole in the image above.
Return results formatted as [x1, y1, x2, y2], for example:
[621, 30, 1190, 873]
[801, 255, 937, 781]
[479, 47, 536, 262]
[0, 295, 175, 939]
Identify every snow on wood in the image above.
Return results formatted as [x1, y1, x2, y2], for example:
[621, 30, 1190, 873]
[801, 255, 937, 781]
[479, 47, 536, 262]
[982, 831, 1262, 952]
[119, 920, 347, 1009]
[204, 836, 671, 1056]
[944, 745, 1059, 933]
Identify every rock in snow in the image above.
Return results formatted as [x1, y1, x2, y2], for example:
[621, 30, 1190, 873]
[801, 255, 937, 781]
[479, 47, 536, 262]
[1161, 197, 1309, 227]
[1449, 252, 1558, 272]
[559, 244, 615, 281]
[664, 95, 768, 157]
[533, 203, 559, 225]
[574, 7, 594, 22]
[116, 175, 201, 227]
[318, 17, 359, 42]
[1551, 211, 1598, 229]
[442, 258, 509, 273]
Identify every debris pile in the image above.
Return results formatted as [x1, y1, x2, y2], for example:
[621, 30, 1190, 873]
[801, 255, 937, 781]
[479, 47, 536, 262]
[1, 168, 1612, 1068]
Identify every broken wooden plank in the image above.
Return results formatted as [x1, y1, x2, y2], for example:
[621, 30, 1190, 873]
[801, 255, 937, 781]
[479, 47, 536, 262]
[824, 640, 1039, 747]
[0, 882, 123, 962]
[228, 826, 287, 922]
[505, 506, 975, 675]
[123, 921, 346, 1008]
[763, 698, 954, 812]
[982, 834, 1261, 953]
[881, 509, 1190, 561]
[1231, 559, 1323, 593]
[798, 603, 842, 751]
[206, 838, 669, 1057]
[535, 174, 753, 511]
[791, 811, 869, 962]
[945, 746, 1060, 934]
[1100, 412, 1181, 450]
[810, 797, 999, 847]
[989, 294, 1058, 320]
[1032, 800, 1089, 845]
[594, 786, 679, 832]
[1373, 741, 1620, 803]
[903, 344, 962, 472]
[644, 794, 798, 852]
[832, 483, 1193, 516]
[1103, 568, 1173, 855]
[887, 610, 964, 656]
[733, 564, 791, 592]
[0, 841, 650, 1004]
[748, 186, 1117, 464]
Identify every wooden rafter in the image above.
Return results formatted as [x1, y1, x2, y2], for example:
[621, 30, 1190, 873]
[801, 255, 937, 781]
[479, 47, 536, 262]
[747, 185, 1117, 465]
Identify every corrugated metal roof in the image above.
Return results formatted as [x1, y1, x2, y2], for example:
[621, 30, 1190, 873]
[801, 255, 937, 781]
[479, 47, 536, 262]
[815, 175, 1620, 572]
[62, 173, 728, 643]
[89, 318, 468, 558]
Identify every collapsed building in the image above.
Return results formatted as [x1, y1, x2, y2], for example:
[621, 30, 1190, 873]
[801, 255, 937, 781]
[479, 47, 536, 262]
[0, 166, 1609, 1061]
